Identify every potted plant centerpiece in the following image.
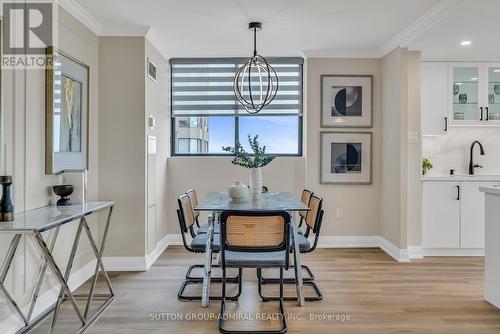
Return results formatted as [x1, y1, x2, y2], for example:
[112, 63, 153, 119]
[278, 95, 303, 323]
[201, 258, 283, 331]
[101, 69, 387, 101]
[223, 135, 275, 201]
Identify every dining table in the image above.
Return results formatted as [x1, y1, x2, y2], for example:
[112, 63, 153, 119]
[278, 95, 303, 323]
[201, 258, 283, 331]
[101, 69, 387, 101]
[195, 191, 309, 308]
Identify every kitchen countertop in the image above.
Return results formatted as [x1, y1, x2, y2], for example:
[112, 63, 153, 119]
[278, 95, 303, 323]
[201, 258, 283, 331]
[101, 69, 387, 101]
[480, 186, 500, 195]
[422, 175, 500, 182]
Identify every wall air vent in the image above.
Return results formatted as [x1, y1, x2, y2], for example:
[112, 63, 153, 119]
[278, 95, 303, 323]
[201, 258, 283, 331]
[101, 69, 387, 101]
[147, 58, 158, 83]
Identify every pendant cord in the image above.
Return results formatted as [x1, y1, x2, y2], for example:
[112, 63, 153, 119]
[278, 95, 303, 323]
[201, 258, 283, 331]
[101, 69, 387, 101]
[253, 28, 257, 56]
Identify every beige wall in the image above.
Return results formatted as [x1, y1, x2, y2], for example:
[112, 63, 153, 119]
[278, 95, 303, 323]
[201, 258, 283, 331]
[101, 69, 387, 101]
[145, 40, 170, 251]
[406, 51, 422, 247]
[98, 37, 146, 257]
[167, 157, 305, 234]
[305, 58, 382, 236]
[380, 48, 405, 248]
[380, 47, 422, 249]
[0, 6, 100, 322]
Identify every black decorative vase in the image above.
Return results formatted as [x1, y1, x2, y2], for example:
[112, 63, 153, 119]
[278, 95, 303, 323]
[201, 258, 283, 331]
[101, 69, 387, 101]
[0, 176, 14, 222]
[53, 185, 74, 206]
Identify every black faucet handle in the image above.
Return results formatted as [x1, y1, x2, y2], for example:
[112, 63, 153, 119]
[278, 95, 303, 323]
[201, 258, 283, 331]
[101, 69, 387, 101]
[473, 164, 483, 168]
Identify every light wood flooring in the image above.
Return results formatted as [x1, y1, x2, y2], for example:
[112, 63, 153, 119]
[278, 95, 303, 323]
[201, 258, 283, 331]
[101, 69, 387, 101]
[32, 247, 500, 334]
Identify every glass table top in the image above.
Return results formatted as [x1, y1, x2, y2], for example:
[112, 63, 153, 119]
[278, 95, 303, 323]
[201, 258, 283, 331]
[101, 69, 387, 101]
[0, 202, 114, 233]
[195, 192, 309, 212]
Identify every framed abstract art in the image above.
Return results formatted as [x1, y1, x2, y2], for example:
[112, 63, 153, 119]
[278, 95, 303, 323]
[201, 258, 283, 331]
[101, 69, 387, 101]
[320, 132, 372, 185]
[321, 75, 373, 127]
[45, 48, 89, 174]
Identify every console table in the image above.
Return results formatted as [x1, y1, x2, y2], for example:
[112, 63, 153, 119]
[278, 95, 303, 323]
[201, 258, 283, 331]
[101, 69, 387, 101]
[0, 201, 114, 333]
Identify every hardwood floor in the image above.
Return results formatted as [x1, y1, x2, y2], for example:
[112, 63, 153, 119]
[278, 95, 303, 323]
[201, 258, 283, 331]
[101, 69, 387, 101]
[33, 247, 500, 334]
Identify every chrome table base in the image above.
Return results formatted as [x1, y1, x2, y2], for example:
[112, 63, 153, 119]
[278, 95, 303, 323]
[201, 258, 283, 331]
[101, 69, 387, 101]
[0, 204, 114, 334]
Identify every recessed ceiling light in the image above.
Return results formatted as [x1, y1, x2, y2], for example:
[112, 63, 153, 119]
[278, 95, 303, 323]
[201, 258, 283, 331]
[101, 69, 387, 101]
[471, 77, 478, 81]
[460, 40, 471, 46]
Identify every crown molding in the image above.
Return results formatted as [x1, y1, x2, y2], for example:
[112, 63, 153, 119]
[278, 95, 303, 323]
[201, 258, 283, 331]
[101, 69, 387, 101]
[55, 0, 103, 35]
[302, 49, 380, 59]
[378, 0, 464, 57]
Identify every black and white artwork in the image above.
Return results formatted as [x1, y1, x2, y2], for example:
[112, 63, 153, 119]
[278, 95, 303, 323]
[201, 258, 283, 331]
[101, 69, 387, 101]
[330, 142, 362, 174]
[320, 132, 372, 185]
[321, 75, 372, 127]
[330, 86, 362, 117]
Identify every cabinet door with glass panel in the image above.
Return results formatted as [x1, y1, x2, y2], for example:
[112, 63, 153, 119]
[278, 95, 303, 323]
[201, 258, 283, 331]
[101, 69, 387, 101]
[485, 63, 500, 124]
[449, 63, 484, 125]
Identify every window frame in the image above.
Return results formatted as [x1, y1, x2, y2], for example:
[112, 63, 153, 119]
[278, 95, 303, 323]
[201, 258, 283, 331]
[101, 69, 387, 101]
[170, 58, 304, 157]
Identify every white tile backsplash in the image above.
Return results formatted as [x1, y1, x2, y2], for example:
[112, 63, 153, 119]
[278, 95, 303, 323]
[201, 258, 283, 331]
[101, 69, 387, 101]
[422, 127, 500, 175]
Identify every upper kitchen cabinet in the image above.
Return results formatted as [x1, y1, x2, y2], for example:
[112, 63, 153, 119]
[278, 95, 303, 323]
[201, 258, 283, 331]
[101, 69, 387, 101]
[449, 64, 482, 125]
[486, 64, 500, 123]
[449, 63, 500, 126]
[421, 62, 448, 135]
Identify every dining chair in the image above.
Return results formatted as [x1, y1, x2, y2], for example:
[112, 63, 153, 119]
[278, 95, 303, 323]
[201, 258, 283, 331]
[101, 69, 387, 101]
[297, 189, 313, 229]
[219, 210, 290, 334]
[186, 189, 220, 234]
[177, 194, 241, 301]
[258, 194, 324, 301]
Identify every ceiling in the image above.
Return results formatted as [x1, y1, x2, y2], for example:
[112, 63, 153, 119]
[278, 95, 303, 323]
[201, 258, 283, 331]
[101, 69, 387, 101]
[66, 0, 499, 61]
[408, 0, 500, 61]
[69, 0, 439, 58]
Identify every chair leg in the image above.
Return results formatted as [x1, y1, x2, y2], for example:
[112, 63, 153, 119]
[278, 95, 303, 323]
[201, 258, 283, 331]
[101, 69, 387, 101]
[186, 264, 239, 283]
[258, 267, 323, 302]
[219, 267, 287, 334]
[259, 265, 314, 284]
[178, 266, 242, 301]
[218, 266, 227, 333]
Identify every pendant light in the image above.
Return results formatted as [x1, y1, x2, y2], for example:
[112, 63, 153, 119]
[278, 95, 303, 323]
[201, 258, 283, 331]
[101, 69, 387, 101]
[233, 22, 279, 114]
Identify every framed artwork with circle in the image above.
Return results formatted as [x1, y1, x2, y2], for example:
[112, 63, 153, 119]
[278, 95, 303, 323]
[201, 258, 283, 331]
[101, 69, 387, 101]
[321, 75, 373, 128]
[320, 131, 372, 185]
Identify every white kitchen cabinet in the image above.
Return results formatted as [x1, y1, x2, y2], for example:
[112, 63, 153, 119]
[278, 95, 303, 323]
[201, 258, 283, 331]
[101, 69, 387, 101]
[422, 182, 461, 248]
[421, 62, 448, 135]
[422, 179, 500, 252]
[485, 63, 500, 124]
[448, 62, 500, 126]
[460, 182, 498, 248]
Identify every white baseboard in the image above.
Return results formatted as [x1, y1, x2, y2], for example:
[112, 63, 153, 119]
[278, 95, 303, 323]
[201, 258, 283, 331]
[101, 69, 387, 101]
[103, 234, 182, 272]
[378, 237, 410, 263]
[0, 259, 97, 334]
[407, 246, 424, 259]
[146, 234, 172, 269]
[317, 235, 380, 248]
[423, 248, 484, 257]
[163, 234, 412, 263]
[102, 256, 147, 272]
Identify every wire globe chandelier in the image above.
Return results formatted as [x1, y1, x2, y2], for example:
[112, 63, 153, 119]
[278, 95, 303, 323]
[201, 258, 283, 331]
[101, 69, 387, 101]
[233, 22, 279, 114]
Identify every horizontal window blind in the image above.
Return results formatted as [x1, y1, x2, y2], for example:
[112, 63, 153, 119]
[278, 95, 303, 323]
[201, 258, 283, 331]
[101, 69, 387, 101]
[170, 57, 303, 116]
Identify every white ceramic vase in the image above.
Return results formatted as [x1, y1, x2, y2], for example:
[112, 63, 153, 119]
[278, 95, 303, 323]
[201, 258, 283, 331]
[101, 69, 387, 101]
[228, 181, 249, 201]
[250, 168, 263, 201]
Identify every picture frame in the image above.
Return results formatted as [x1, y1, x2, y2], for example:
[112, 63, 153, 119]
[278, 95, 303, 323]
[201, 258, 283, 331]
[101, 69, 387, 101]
[320, 131, 372, 185]
[45, 47, 89, 174]
[321, 75, 373, 128]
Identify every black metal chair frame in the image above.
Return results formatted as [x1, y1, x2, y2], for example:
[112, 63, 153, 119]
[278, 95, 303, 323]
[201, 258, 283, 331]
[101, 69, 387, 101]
[219, 210, 290, 334]
[259, 195, 324, 302]
[297, 189, 313, 230]
[177, 195, 241, 301]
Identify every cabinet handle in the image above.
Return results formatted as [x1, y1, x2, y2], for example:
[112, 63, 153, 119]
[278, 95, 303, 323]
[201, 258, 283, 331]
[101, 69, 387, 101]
[444, 117, 448, 131]
[480, 107, 484, 121]
[486, 107, 489, 121]
[456, 185, 460, 201]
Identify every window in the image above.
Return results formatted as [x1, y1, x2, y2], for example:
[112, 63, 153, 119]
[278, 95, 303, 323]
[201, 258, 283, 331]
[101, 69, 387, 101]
[170, 58, 303, 156]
